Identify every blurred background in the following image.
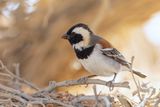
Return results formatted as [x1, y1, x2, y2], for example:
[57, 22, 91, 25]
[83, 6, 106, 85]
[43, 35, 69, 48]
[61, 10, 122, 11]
[0, 0, 160, 94]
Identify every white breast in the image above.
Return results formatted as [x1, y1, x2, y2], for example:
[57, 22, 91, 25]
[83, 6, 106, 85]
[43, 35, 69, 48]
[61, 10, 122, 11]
[79, 44, 121, 76]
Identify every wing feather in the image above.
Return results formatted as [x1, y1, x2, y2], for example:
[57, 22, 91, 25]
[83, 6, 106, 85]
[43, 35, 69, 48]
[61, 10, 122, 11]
[101, 48, 131, 68]
[92, 35, 146, 78]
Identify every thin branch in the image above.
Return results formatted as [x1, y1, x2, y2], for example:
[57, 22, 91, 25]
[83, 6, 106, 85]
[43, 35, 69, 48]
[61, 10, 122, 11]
[117, 94, 132, 107]
[71, 95, 111, 107]
[0, 83, 74, 107]
[130, 56, 142, 101]
[137, 87, 155, 107]
[0, 72, 13, 79]
[13, 63, 20, 90]
[34, 98, 74, 107]
[93, 85, 99, 107]
[0, 92, 27, 104]
[0, 60, 40, 91]
[36, 78, 130, 94]
[1, 59, 158, 107]
[0, 83, 33, 101]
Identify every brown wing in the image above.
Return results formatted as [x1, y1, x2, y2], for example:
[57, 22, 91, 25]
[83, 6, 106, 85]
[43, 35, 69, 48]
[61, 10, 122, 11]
[97, 38, 113, 48]
[97, 38, 131, 67]
[96, 37, 146, 78]
[101, 48, 147, 78]
[101, 48, 131, 67]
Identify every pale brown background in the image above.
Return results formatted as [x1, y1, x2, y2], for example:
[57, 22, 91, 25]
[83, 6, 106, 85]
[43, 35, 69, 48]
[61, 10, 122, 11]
[0, 0, 160, 89]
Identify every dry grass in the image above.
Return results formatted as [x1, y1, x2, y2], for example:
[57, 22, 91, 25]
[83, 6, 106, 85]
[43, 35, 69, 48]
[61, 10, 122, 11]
[0, 59, 159, 107]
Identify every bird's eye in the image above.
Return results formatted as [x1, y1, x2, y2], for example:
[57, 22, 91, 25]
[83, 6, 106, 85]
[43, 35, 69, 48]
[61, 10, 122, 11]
[73, 33, 81, 37]
[69, 33, 83, 44]
[71, 32, 82, 38]
[73, 33, 83, 39]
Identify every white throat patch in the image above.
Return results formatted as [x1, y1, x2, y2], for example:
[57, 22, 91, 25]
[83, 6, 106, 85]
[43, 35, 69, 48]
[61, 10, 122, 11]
[73, 41, 84, 50]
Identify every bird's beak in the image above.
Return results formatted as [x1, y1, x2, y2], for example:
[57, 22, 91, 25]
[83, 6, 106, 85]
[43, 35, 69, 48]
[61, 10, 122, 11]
[62, 33, 68, 39]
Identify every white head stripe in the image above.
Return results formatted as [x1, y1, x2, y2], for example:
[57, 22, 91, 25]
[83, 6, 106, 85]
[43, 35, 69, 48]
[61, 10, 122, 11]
[72, 27, 90, 36]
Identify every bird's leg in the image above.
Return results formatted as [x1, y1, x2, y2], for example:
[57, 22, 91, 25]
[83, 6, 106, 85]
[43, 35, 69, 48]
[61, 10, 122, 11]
[112, 73, 117, 82]
[86, 75, 97, 78]
[78, 75, 97, 83]
[108, 73, 117, 91]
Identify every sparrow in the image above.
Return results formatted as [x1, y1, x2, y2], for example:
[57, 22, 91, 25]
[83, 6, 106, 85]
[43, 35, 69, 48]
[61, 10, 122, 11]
[62, 23, 146, 81]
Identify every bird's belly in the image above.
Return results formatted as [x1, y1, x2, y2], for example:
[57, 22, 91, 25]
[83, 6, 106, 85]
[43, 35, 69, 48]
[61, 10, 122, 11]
[79, 50, 121, 76]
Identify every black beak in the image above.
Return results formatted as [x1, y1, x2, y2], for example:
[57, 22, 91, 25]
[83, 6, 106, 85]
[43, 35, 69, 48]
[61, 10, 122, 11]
[62, 33, 68, 39]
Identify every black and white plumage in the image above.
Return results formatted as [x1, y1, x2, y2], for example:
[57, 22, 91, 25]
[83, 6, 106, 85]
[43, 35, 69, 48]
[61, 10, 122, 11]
[62, 23, 146, 78]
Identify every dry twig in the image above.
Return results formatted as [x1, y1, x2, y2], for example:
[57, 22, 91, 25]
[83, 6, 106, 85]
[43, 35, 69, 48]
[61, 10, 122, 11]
[0, 59, 159, 107]
[0, 60, 40, 91]
[130, 56, 142, 101]
[36, 78, 130, 94]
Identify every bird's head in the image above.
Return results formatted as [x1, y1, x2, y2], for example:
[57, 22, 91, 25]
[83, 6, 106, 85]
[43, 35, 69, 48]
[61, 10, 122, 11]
[62, 23, 93, 50]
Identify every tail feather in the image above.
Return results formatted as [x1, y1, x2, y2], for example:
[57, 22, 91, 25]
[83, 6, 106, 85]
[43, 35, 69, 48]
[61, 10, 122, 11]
[132, 70, 147, 78]
[123, 63, 147, 78]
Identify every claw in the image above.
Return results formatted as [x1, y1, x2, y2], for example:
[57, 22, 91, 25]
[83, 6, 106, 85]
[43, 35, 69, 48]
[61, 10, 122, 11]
[78, 75, 96, 83]
[108, 73, 117, 91]
[108, 80, 114, 91]
[78, 76, 88, 83]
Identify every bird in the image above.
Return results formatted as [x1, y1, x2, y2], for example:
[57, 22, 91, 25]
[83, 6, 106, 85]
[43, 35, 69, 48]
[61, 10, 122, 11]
[62, 23, 146, 82]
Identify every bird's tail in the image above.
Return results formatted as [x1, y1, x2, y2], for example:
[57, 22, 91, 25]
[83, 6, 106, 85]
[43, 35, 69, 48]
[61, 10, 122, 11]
[132, 70, 146, 78]
[121, 62, 147, 78]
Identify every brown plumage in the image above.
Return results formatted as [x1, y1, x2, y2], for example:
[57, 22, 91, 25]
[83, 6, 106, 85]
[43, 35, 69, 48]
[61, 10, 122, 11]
[97, 38, 113, 48]
[97, 38, 146, 78]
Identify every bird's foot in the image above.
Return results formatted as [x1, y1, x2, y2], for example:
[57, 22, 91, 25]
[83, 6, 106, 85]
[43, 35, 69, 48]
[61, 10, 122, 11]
[78, 75, 96, 83]
[108, 80, 114, 91]
[108, 73, 117, 91]
[78, 76, 88, 83]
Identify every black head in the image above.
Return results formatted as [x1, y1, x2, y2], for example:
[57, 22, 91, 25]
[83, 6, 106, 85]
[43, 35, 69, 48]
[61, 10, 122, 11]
[62, 23, 93, 45]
